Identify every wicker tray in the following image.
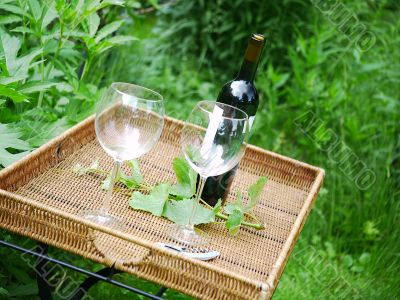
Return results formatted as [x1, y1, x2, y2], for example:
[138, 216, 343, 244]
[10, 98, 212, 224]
[0, 116, 324, 300]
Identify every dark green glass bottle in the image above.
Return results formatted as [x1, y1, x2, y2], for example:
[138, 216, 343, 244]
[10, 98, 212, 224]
[201, 33, 265, 206]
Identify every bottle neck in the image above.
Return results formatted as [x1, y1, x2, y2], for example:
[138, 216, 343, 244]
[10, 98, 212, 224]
[237, 59, 258, 81]
[236, 35, 264, 82]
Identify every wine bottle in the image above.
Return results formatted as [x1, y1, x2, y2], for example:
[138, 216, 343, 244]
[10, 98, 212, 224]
[201, 33, 265, 206]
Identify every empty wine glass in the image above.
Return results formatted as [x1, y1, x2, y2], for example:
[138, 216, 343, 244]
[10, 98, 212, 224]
[169, 100, 249, 245]
[81, 82, 164, 230]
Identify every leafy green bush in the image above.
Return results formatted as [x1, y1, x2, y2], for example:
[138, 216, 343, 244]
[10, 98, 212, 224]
[113, 1, 400, 298]
[0, 0, 135, 167]
[0, 0, 399, 299]
[0, 1, 148, 298]
[153, 0, 314, 78]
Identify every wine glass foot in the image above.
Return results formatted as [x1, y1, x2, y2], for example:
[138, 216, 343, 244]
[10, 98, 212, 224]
[80, 210, 126, 231]
[167, 223, 210, 246]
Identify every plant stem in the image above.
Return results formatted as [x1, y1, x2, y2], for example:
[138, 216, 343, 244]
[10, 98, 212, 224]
[200, 198, 213, 209]
[199, 199, 264, 230]
[215, 212, 265, 230]
[88, 168, 152, 191]
[37, 51, 45, 108]
[244, 211, 262, 223]
[54, 18, 64, 62]
[80, 58, 90, 81]
[85, 161, 264, 230]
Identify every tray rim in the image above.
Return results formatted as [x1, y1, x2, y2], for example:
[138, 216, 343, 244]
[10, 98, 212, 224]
[0, 115, 325, 300]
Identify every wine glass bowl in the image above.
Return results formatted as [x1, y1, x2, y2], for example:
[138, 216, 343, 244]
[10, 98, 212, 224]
[169, 100, 249, 245]
[81, 82, 164, 230]
[96, 83, 164, 162]
[181, 101, 248, 177]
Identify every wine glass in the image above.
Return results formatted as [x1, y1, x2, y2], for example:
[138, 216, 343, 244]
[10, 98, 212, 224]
[81, 82, 164, 230]
[169, 100, 249, 245]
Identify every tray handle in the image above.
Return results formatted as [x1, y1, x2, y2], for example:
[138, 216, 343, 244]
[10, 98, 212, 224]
[87, 230, 152, 268]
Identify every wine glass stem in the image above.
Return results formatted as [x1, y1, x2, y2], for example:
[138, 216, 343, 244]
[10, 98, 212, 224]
[187, 175, 207, 229]
[99, 160, 121, 215]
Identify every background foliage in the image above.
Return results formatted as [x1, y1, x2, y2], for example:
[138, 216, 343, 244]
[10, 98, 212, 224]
[0, 0, 399, 299]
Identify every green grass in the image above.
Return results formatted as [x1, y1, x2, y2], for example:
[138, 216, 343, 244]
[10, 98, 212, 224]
[0, 0, 399, 299]
[109, 2, 400, 299]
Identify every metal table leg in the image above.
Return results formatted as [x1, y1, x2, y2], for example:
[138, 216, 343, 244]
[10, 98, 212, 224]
[70, 264, 122, 300]
[0, 239, 166, 300]
[155, 287, 168, 297]
[35, 242, 53, 300]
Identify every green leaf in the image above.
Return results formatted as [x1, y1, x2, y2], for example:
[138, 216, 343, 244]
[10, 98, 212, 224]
[0, 149, 30, 167]
[101, 0, 125, 7]
[324, 241, 336, 258]
[73, 163, 87, 176]
[359, 253, 371, 265]
[7, 282, 38, 297]
[0, 33, 43, 77]
[343, 254, 353, 268]
[224, 189, 244, 214]
[73, 159, 99, 176]
[170, 157, 197, 198]
[101, 173, 112, 190]
[119, 159, 143, 188]
[0, 4, 28, 16]
[127, 159, 143, 183]
[0, 124, 32, 151]
[15, 48, 43, 77]
[235, 189, 244, 210]
[226, 209, 244, 236]
[130, 183, 170, 216]
[41, 2, 58, 30]
[1, 33, 21, 69]
[190, 201, 217, 225]
[95, 20, 124, 43]
[61, 30, 88, 39]
[18, 81, 57, 94]
[224, 177, 267, 215]
[163, 198, 215, 225]
[22, 116, 69, 148]
[0, 74, 28, 85]
[85, 0, 102, 11]
[10, 26, 35, 34]
[169, 184, 192, 199]
[28, 0, 42, 21]
[0, 84, 28, 102]
[0, 123, 31, 167]
[213, 199, 222, 215]
[363, 221, 380, 240]
[107, 35, 137, 44]
[2, 262, 33, 285]
[350, 265, 364, 273]
[147, 0, 160, 9]
[0, 14, 22, 25]
[360, 62, 386, 72]
[223, 203, 236, 215]
[87, 12, 100, 36]
[0, 287, 8, 297]
[246, 176, 267, 210]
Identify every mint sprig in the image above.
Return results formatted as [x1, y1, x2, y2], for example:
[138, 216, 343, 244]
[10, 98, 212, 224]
[73, 158, 267, 236]
[222, 176, 268, 235]
[73, 159, 149, 191]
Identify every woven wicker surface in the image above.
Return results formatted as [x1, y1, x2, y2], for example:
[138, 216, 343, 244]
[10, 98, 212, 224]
[0, 116, 324, 300]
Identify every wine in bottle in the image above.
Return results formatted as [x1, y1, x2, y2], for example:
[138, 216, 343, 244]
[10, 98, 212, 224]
[201, 33, 265, 206]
